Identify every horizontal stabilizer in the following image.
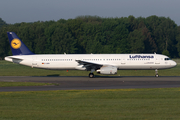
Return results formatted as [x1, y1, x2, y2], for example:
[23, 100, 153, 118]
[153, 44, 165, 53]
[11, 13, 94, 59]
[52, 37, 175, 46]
[5, 56, 23, 64]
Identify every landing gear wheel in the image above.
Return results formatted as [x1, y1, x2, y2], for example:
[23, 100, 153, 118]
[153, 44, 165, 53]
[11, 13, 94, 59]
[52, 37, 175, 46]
[89, 73, 94, 78]
[155, 69, 159, 77]
[155, 74, 159, 77]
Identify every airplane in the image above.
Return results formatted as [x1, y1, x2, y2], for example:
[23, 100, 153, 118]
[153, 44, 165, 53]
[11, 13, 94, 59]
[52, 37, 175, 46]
[5, 32, 177, 78]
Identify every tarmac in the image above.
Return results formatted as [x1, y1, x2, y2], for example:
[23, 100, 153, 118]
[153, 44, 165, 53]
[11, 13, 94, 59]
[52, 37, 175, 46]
[0, 76, 180, 92]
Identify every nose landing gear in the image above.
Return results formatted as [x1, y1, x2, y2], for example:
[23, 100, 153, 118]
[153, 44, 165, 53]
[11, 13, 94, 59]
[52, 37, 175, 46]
[155, 69, 159, 77]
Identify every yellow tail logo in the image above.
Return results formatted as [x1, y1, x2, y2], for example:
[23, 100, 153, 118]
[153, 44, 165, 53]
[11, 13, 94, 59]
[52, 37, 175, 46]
[11, 39, 21, 49]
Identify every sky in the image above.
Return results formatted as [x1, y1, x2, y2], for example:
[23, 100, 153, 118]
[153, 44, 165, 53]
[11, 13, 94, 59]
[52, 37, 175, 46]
[0, 0, 180, 25]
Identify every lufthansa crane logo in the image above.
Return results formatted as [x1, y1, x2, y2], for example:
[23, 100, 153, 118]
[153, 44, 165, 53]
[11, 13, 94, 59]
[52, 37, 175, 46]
[11, 39, 21, 49]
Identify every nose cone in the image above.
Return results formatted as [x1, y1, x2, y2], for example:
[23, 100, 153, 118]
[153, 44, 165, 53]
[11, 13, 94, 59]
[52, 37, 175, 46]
[171, 61, 177, 67]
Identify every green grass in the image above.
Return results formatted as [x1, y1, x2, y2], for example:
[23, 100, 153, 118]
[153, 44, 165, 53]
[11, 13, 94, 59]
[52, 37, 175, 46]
[0, 88, 180, 119]
[0, 60, 180, 76]
[0, 82, 56, 87]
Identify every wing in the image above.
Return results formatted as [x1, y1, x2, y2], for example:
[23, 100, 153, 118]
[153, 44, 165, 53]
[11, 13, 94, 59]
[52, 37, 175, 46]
[75, 60, 103, 71]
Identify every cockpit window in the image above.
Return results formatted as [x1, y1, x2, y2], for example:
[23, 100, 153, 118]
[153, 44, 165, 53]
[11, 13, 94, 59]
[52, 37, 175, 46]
[164, 58, 171, 61]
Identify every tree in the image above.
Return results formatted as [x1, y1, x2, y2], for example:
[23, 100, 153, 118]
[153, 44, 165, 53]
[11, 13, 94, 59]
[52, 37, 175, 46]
[0, 15, 179, 59]
[0, 18, 7, 28]
[153, 18, 177, 57]
[176, 26, 180, 57]
[162, 50, 170, 57]
[128, 29, 145, 53]
[142, 27, 157, 53]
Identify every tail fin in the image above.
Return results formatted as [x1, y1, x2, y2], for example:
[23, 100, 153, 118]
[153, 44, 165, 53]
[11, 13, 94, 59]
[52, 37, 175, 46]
[7, 32, 34, 55]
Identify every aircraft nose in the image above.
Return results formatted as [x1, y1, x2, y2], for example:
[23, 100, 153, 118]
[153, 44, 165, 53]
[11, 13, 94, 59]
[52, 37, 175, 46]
[172, 61, 177, 67]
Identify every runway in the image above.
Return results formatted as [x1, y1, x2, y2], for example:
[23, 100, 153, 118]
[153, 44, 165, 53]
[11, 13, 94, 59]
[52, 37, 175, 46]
[0, 76, 180, 92]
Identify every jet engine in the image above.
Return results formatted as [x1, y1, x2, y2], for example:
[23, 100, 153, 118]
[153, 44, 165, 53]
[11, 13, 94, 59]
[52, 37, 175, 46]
[96, 66, 117, 75]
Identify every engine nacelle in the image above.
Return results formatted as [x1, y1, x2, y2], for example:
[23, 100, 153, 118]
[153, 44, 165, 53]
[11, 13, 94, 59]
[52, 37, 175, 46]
[96, 66, 117, 75]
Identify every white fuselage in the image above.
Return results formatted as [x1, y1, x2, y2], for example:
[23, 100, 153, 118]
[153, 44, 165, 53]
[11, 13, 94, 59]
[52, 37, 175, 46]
[5, 54, 177, 70]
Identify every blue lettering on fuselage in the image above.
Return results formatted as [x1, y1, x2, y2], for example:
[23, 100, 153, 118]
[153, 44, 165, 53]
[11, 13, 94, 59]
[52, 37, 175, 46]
[129, 55, 154, 58]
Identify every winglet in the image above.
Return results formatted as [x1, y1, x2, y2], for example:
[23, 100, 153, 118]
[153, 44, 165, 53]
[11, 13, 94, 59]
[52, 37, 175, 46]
[7, 32, 34, 55]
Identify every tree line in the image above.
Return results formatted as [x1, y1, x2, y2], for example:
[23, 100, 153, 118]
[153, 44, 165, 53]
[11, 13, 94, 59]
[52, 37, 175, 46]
[0, 15, 180, 59]
[0, 18, 7, 29]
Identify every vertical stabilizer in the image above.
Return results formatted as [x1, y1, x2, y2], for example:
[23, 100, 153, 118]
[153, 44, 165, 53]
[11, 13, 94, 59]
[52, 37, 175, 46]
[7, 32, 34, 55]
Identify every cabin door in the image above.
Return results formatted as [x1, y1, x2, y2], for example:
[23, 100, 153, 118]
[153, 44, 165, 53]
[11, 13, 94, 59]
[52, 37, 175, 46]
[121, 59, 126, 65]
[155, 55, 160, 64]
[32, 56, 38, 67]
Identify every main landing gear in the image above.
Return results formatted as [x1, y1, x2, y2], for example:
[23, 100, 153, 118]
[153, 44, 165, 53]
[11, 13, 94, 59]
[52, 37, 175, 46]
[155, 69, 159, 77]
[89, 73, 94, 78]
[89, 69, 95, 78]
